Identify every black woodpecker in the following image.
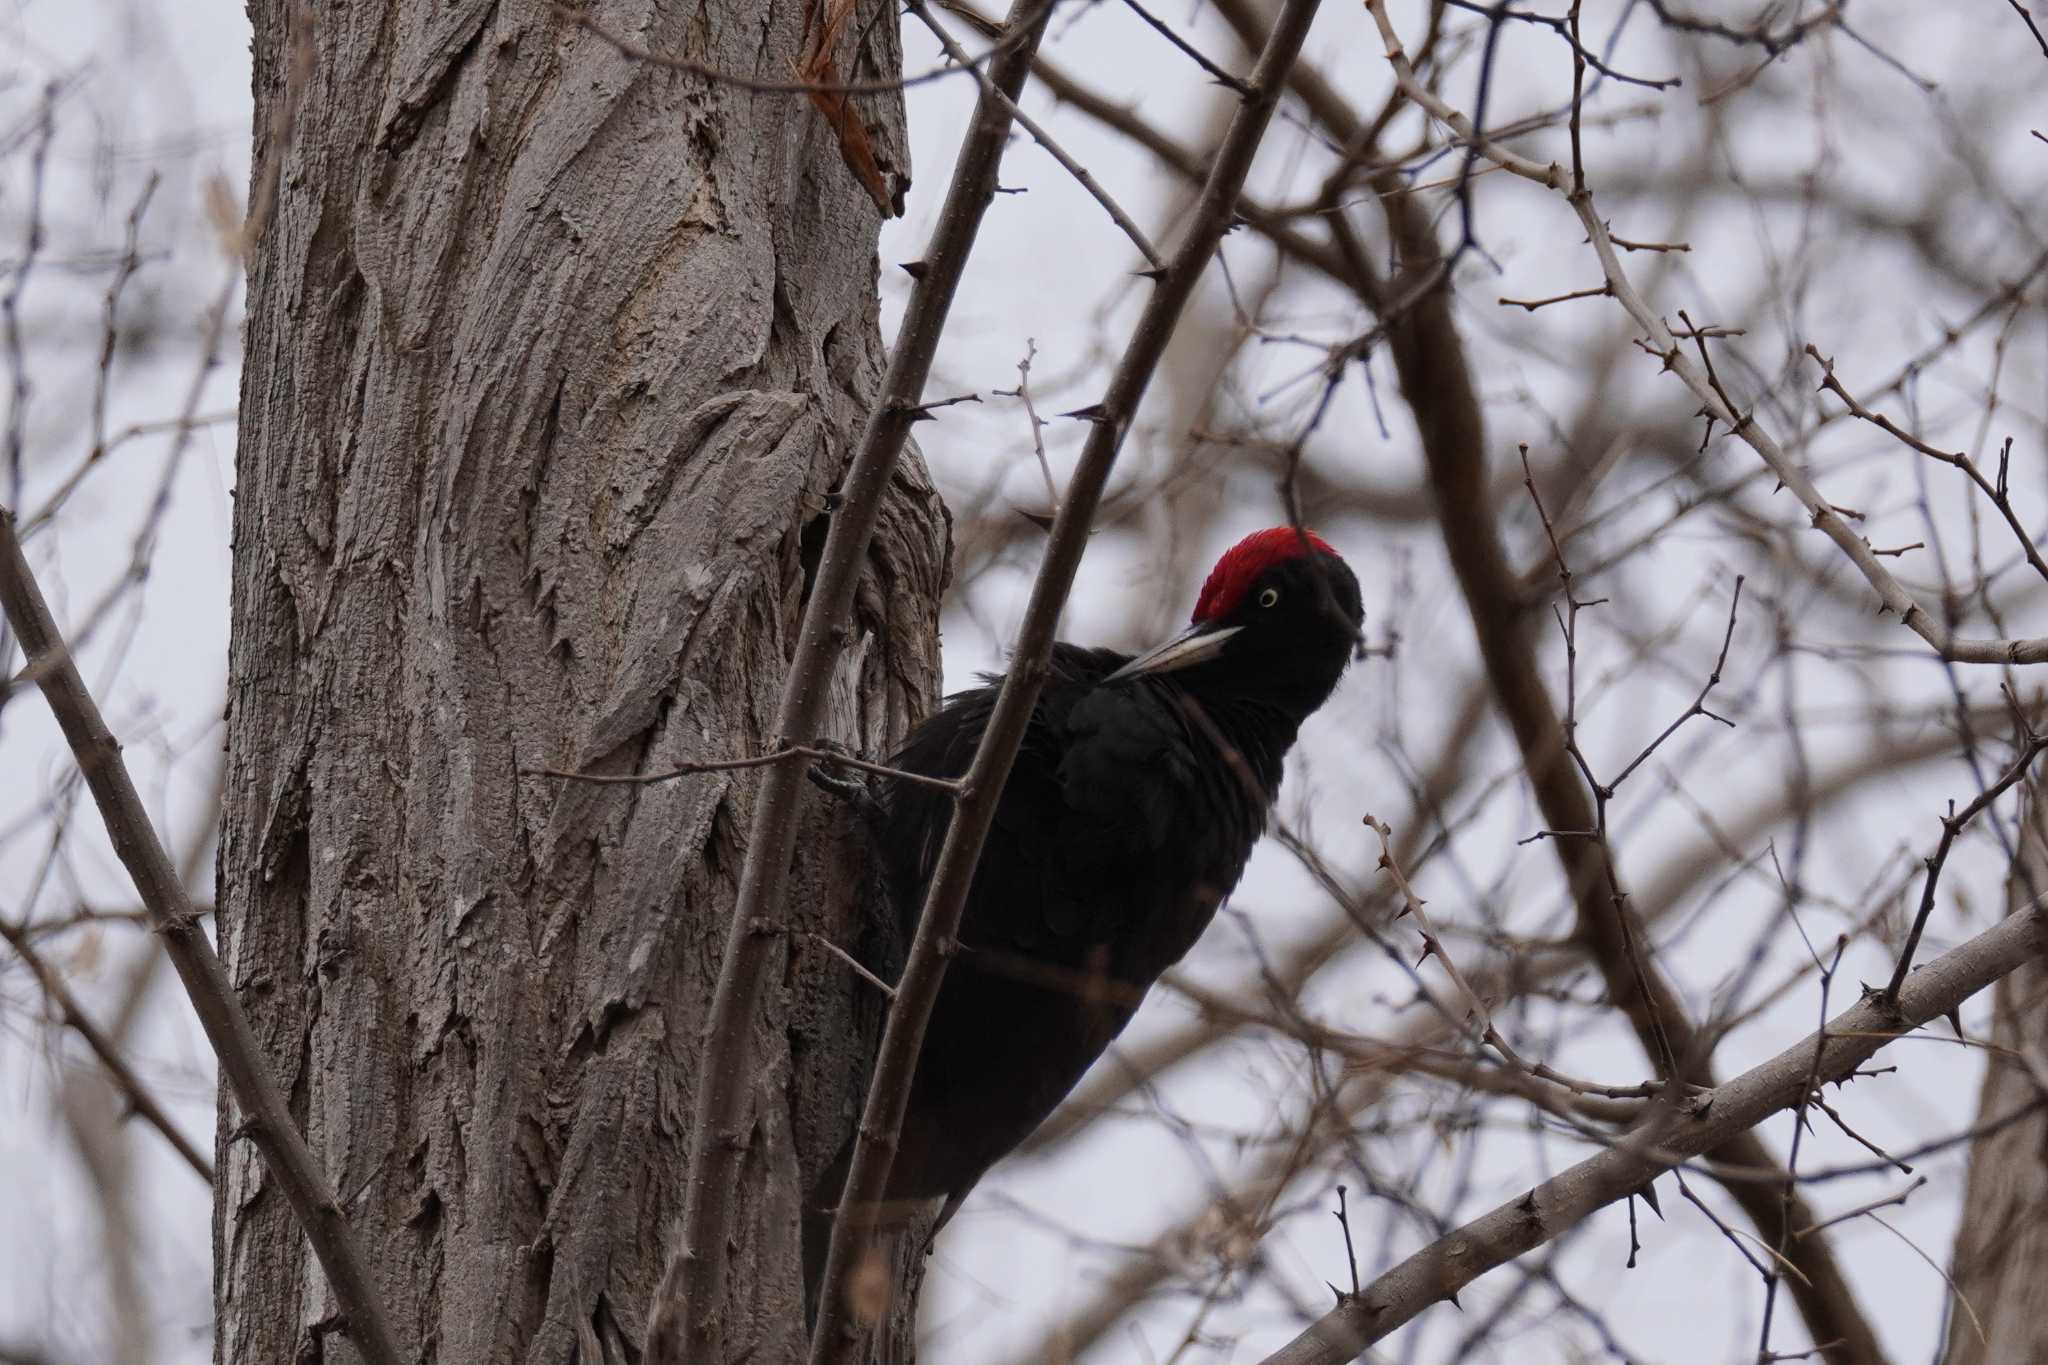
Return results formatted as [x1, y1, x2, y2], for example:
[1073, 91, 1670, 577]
[810, 527, 1363, 1282]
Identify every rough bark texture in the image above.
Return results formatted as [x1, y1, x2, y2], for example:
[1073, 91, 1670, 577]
[1942, 778, 2048, 1365]
[217, 3, 947, 1362]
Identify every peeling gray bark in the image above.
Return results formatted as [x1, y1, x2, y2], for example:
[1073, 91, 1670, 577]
[218, 3, 947, 1362]
[1942, 780, 2048, 1365]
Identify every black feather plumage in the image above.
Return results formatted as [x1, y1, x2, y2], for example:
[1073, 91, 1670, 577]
[811, 531, 1363, 1266]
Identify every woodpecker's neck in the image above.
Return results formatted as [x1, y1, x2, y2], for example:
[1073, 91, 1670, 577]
[1163, 684, 1297, 803]
[1164, 644, 1348, 801]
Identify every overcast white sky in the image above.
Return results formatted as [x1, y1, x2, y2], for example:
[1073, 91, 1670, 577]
[3, 1, 2044, 1361]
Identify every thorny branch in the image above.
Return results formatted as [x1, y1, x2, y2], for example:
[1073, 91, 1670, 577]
[805, 0, 1334, 1354]
[1258, 899, 2046, 1365]
[993, 721, 1993, 1362]
[1885, 717, 2048, 1002]
[1370, 9, 2048, 670]
[1804, 344, 2048, 589]
[1582, 224, 2047, 666]
[1367, 814, 1660, 1101]
[656, 0, 1058, 1355]
[1350, 12, 1889, 1353]
[533, 742, 963, 794]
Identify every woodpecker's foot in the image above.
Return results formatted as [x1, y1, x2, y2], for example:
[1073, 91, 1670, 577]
[806, 740, 877, 806]
[808, 765, 872, 804]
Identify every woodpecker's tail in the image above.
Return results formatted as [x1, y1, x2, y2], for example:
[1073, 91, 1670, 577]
[800, 1132, 855, 1330]
[801, 1132, 955, 1340]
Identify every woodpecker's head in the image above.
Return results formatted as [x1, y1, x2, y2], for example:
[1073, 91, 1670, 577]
[1109, 528, 1363, 710]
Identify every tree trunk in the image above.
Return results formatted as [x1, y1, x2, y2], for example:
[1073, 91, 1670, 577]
[216, 3, 947, 1362]
[1941, 778, 2048, 1364]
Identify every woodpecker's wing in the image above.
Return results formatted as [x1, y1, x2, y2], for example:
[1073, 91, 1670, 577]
[882, 643, 1209, 960]
[872, 643, 1268, 1204]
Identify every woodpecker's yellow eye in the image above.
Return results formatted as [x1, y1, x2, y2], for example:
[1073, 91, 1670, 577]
[1258, 588, 1280, 608]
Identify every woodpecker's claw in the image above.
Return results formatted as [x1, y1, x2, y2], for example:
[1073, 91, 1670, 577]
[806, 741, 877, 806]
[808, 767, 871, 803]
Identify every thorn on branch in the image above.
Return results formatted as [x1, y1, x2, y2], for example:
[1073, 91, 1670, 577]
[1332, 1185, 1361, 1298]
[895, 391, 982, 423]
[1608, 233, 1691, 253]
[1497, 282, 1612, 311]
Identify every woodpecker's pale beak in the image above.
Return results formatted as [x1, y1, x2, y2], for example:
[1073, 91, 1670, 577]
[1106, 623, 1243, 681]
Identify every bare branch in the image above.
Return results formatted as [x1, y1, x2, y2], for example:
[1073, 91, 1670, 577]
[907, 0, 1163, 268]
[0, 510, 404, 1365]
[1371, 1, 2048, 665]
[1571, 205, 2048, 664]
[532, 743, 962, 794]
[805, 0, 1333, 1354]
[1805, 344, 2048, 588]
[1358, 17, 1889, 1345]
[656, 0, 1060, 1355]
[1886, 725, 2048, 1002]
[0, 913, 213, 1182]
[1258, 900, 2046, 1365]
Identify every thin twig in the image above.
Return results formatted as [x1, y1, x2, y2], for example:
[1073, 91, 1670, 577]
[21, 413, 237, 539]
[1254, 901, 2045, 1364]
[802, 931, 898, 999]
[1805, 344, 2048, 588]
[2003, 0, 2048, 58]
[0, 913, 214, 1182]
[908, 0, 1165, 269]
[1867, 1214, 1987, 1348]
[1331, 1185, 1361, 1298]
[994, 338, 1058, 506]
[559, 1, 1031, 96]
[1793, 1176, 1927, 1239]
[2, 87, 56, 551]
[1885, 721, 2047, 1002]
[1118, 0, 1248, 90]
[1366, 814, 1659, 1100]
[532, 743, 962, 794]
[1498, 283, 1611, 311]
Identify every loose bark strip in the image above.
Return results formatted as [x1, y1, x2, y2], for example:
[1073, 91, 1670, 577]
[0, 509, 403, 1365]
[804, 0, 1334, 1355]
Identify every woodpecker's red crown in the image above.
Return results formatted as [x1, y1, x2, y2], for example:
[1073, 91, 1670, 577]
[1191, 527, 1341, 624]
